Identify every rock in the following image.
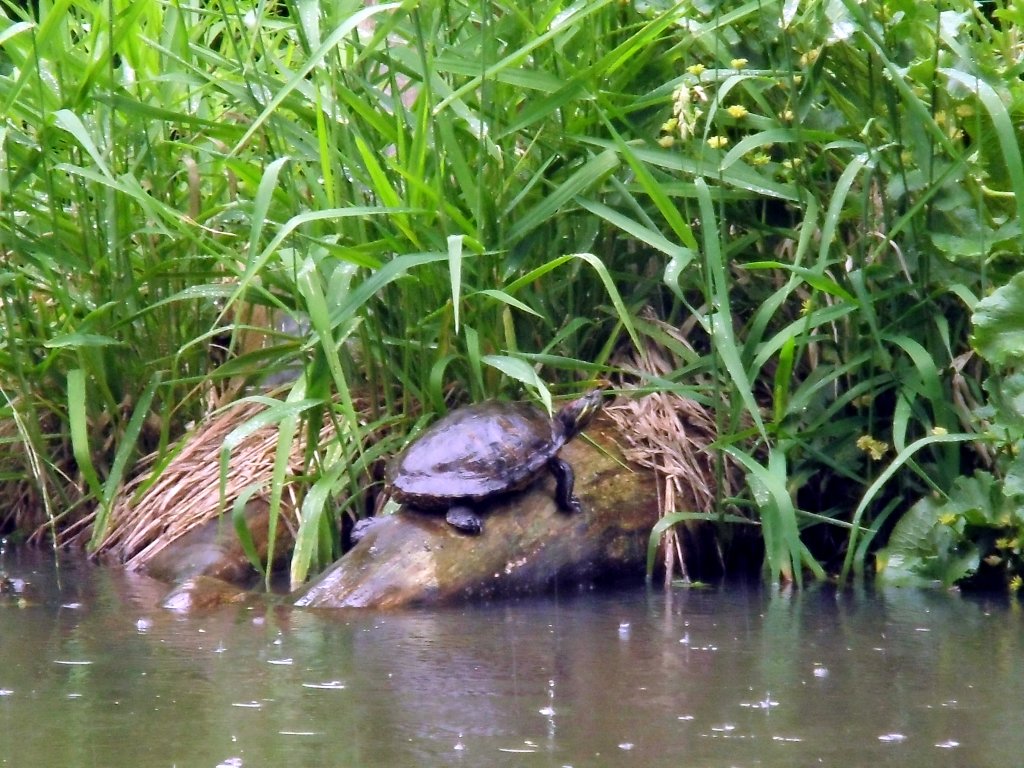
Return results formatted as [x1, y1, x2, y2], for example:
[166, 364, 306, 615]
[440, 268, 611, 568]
[293, 418, 659, 608]
[160, 575, 258, 612]
[143, 497, 293, 585]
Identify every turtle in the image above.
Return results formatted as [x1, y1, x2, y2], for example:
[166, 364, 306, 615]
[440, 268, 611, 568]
[383, 388, 604, 535]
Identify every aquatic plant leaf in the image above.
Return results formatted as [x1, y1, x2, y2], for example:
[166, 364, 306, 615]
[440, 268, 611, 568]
[943, 471, 1004, 527]
[876, 471, 1018, 588]
[972, 272, 1024, 365]
[1003, 453, 1024, 500]
[53, 109, 113, 178]
[246, 156, 290, 268]
[982, 372, 1024, 435]
[876, 494, 979, 588]
[696, 178, 765, 439]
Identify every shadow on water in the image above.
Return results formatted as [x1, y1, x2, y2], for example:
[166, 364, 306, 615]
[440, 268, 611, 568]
[1, 547, 1021, 767]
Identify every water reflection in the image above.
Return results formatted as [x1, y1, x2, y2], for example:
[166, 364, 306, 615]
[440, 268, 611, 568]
[0, 549, 1020, 767]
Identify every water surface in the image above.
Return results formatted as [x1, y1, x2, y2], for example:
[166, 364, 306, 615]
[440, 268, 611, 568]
[1, 548, 1019, 767]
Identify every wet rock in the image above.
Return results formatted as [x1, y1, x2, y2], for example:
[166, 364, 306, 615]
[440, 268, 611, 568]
[160, 575, 257, 613]
[143, 498, 293, 586]
[294, 418, 659, 608]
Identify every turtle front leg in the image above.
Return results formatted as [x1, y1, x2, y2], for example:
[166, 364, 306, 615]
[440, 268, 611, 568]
[548, 457, 582, 514]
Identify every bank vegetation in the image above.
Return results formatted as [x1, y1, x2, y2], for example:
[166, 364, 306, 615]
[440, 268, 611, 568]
[1, 0, 1023, 590]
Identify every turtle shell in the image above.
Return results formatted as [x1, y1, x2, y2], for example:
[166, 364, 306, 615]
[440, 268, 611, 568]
[386, 401, 565, 508]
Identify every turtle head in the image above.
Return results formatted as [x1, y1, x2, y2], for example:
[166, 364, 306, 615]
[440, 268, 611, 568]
[556, 388, 604, 440]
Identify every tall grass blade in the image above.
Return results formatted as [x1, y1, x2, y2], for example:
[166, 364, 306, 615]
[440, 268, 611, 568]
[695, 179, 765, 438]
[66, 369, 102, 502]
[88, 373, 161, 551]
[940, 67, 1024, 227]
[447, 234, 464, 333]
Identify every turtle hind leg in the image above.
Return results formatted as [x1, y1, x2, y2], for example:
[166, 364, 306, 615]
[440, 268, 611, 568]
[446, 505, 483, 534]
[548, 457, 582, 514]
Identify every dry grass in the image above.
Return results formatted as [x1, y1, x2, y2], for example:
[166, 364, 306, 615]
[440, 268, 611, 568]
[607, 313, 743, 582]
[0, 403, 83, 539]
[0, 415, 44, 533]
[65, 401, 327, 569]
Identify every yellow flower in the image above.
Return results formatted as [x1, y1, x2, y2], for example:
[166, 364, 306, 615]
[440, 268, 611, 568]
[856, 435, 888, 461]
[726, 105, 748, 119]
[687, 63, 705, 76]
[1010, 575, 1022, 593]
[780, 109, 795, 122]
[799, 49, 820, 67]
[661, 117, 679, 133]
[730, 57, 748, 69]
[658, 135, 676, 148]
[956, 104, 975, 118]
[751, 151, 771, 166]
[707, 136, 729, 149]
[931, 426, 948, 436]
[938, 512, 959, 526]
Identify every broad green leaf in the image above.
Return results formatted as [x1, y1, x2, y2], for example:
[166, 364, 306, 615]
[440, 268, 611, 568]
[973, 271, 1024, 366]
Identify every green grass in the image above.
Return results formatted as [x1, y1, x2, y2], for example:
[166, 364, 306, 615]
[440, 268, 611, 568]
[2, 0, 1022, 588]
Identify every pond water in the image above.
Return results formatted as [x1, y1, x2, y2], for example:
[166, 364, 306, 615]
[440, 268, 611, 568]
[0, 547, 1020, 767]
